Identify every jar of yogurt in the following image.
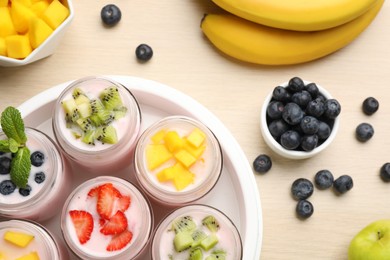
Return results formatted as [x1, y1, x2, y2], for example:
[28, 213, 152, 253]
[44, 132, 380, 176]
[0, 127, 71, 222]
[52, 76, 142, 174]
[0, 219, 68, 259]
[61, 176, 153, 260]
[152, 204, 243, 260]
[134, 116, 223, 206]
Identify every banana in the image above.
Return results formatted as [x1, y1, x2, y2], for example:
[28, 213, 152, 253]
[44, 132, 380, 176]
[201, 0, 384, 66]
[211, 0, 380, 31]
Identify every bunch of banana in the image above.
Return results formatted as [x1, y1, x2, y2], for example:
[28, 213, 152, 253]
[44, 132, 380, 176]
[201, 0, 384, 65]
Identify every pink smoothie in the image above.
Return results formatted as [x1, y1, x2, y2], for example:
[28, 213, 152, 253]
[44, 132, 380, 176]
[0, 128, 71, 222]
[61, 176, 153, 260]
[152, 204, 243, 260]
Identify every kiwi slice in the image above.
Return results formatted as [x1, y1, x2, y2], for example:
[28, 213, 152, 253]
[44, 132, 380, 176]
[202, 215, 220, 233]
[82, 130, 96, 145]
[171, 216, 197, 234]
[173, 231, 193, 252]
[188, 247, 203, 260]
[89, 99, 114, 126]
[200, 233, 219, 251]
[205, 249, 227, 260]
[191, 229, 207, 248]
[62, 98, 80, 125]
[95, 125, 118, 144]
[100, 86, 123, 110]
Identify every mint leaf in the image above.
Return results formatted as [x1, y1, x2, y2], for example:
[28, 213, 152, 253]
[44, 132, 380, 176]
[10, 147, 31, 188]
[9, 138, 19, 153]
[1, 106, 27, 144]
[0, 139, 11, 153]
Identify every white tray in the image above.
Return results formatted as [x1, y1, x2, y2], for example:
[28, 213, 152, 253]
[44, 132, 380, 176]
[17, 75, 262, 259]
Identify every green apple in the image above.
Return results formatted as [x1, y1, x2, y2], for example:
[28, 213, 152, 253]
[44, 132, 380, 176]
[348, 219, 390, 260]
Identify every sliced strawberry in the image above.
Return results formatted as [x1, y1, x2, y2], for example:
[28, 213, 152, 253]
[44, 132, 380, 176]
[69, 210, 94, 244]
[99, 218, 106, 227]
[117, 195, 131, 212]
[106, 229, 133, 251]
[97, 183, 116, 219]
[87, 185, 101, 198]
[100, 210, 128, 235]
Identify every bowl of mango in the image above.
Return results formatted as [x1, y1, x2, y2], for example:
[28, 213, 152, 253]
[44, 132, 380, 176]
[0, 0, 73, 67]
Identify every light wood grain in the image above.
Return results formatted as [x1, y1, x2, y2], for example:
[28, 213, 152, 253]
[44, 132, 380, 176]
[1, 1, 390, 259]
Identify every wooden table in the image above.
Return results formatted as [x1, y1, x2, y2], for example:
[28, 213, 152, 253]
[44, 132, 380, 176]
[1, 1, 390, 259]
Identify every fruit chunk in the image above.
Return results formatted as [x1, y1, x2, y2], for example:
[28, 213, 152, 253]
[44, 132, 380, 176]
[202, 215, 220, 233]
[171, 216, 197, 234]
[0, 7, 16, 37]
[174, 231, 194, 252]
[5, 34, 32, 59]
[95, 125, 118, 144]
[106, 229, 133, 251]
[3, 230, 34, 247]
[151, 129, 166, 144]
[69, 210, 94, 244]
[41, 0, 69, 30]
[200, 233, 219, 251]
[146, 144, 173, 170]
[187, 128, 206, 148]
[29, 17, 53, 49]
[97, 183, 121, 219]
[164, 131, 185, 152]
[11, 0, 37, 34]
[189, 247, 203, 260]
[99, 86, 123, 110]
[30, 0, 49, 16]
[15, 251, 40, 260]
[172, 163, 195, 191]
[174, 149, 197, 168]
[100, 210, 128, 235]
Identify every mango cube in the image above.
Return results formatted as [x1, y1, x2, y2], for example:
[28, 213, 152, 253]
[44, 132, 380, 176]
[0, 37, 6, 56]
[0, 0, 8, 7]
[174, 149, 197, 168]
[146, 144, 173, 170]
[13, 0, 32, 7]
[30, 0, 49, 16]
[41, 0, 69, 30]
[172, 163, 195, 191]
[0, 7, 16, 37]
[156, 167, 175, 182]
[187, 128, 206, 148]
[151, 129, 166, 144]
[4, 230, 35, 247]
[184, 140, 205, 159]
[29, 17, 53, 49]
[5, 34, 32, 59]
[11, 0, 37, 33]
[15, 251, 40, 260]
[164, 131, 185, 152]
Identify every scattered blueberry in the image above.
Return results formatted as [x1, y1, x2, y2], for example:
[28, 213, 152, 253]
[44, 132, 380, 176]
[333, 175, 353, 194]
[0, 180, 16, 195]
[296, 200, 314, 219]
[300, 116, 319, 135]
[324, 99, 341, 119]
[282, 103, 304, 125]
[34, 172, 46, 184]
[317, 121, 331, 140]
[0, 157, 11, 175]
[280, 130, 301, 150]
[19, 185, 32, 197]
[30, 151, 45, 167]
[379, 163, 390, 182]
[135, 44, 153, 62]
[314, 170, 334, 189]
[362, 97, 379, 115]
[101, 4, 121, 26]
[287, 77, 305, 93]
[267, 101, 284, 119]
[355, 123, 374, 142]
[253, 154, 272, 174]
[301, 134, 318, 151]
[291, 178, 314, 200]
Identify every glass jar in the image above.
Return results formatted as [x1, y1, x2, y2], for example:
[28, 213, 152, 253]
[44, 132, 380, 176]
[152, 204, 243, 260]
[52, 76, 142, 174]
[0, 219, 68, 259]
[0, 127, 71, 222]
[134, 116, 223, 206]
[61, 176, 153, 260]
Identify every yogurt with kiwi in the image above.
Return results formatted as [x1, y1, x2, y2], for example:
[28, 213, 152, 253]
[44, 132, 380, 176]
[152, 204, 243, 260]
[52, 76, 141, 173]
[134, 116, 223, 205]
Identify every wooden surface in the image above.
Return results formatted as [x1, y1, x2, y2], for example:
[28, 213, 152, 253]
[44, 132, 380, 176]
[1, 1, 390, 259]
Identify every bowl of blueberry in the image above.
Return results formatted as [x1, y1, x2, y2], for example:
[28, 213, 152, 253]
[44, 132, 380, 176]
[260, 77, 341, 159]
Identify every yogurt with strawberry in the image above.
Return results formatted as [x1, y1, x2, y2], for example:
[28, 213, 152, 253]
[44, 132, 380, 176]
[61, 176, 153, 260]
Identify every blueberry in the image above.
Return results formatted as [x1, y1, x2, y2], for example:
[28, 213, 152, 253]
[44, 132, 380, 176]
[0, 157, 11, 175]
[291, 90, 312, 108]
[296, 200, 314, 219]
[135, 44, 153, 62]
[379, 163, 390, 182]
[291, 178, 314, 200]
[317, 121, 331, 140]
[30, 151, 45, 167]
[324, 99, 341, 119]
[267, 101, 284, 119]
[355, 123, 374, 142]
[362, 97, 379, 115]
[34, 172, 46, 184]
[287, 77, 305, 93]
[314, 170, 334, 189]
[304, 83, 319, 98]
[0, 180, 16, 195]
[301, 134, 318, 151]
[272, 86, 291, 102]
[300, 116, 319, 135]
[19, 185, 31, 197]
[282, 103, 304, 125]
[333, 175, 353, 194]
[101, 4, 121, 26]
[280, 130, 301, 150]
[268, 119, 289, 140]
[306, 99, 325, 117]
[253, 154, 272, 174]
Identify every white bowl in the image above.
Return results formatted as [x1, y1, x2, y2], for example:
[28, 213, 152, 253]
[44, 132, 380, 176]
[260, 80, 340, 159]
[0, 0, 74, 67]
